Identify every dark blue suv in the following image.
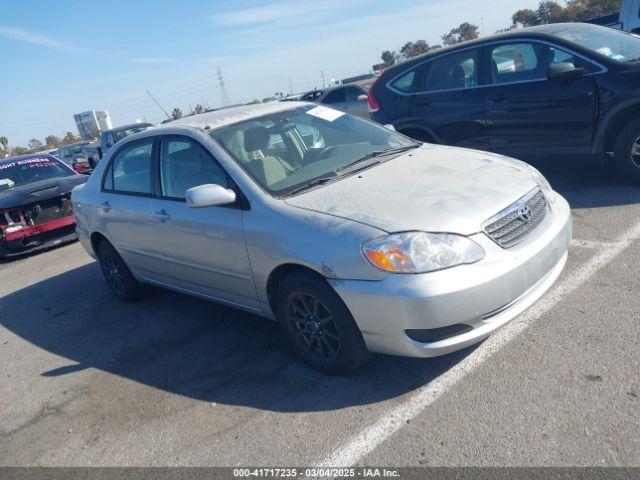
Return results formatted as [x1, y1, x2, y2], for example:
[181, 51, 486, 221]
[369, 23, 640, 181]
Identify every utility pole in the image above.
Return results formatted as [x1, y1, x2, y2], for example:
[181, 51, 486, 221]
[321, 70, 325, 87]
[146, 90, 171, 120]
[217, 67, 230, 107]
[288, 77, 293, 95]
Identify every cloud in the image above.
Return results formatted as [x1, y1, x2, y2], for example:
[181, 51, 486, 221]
[210, 2, 326, 26]
[128, 57, 175, 64]
[0, 26, 86, 53]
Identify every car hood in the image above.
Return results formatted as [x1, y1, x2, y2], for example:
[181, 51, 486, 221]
[284, 145, 538, 235]
[0, 175, 88, 210]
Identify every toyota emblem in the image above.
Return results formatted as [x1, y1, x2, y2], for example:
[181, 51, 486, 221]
[518, 206, 533, 223]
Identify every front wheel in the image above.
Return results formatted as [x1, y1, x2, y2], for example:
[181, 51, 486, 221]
[275, 271, 370, 374]
[614, 118, 640, 183]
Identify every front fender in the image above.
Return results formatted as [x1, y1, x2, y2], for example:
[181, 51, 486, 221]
[241, 197, 388, 307]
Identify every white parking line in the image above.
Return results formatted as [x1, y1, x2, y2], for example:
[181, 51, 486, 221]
[570, 239, 620, 249]
[317, 220, 640, 467]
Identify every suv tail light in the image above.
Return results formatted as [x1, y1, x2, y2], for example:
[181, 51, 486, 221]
[367, 72, 385, 113]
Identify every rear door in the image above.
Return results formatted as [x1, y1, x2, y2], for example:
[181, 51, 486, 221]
[150, 135, 258, 309]
[99, 138, 165, 278]
[406, 47, 488, 149]
[484, 40, 597, 157]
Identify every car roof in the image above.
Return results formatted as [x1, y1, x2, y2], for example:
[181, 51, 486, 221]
[149, 101, 311, 132]
[323, 80, 372, 92]
[104, 122, 153, 133]
[387, 23, 601, 71]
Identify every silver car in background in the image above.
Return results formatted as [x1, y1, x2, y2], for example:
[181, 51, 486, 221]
[300, 81, 371, 119]
[72, 102, 571, 373]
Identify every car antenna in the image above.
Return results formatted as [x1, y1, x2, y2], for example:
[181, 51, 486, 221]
[146, 90, 172, 120]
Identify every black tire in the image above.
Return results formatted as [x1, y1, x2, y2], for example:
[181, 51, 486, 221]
[275, 271, 370, 374]
[97, 240, 144, 301]
[614, 117, 640, 183]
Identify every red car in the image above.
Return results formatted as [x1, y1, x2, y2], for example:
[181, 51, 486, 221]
[0, 154, 88, 257]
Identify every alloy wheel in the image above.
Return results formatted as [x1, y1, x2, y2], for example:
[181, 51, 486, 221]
[101, 251, 125, 295]
[284, 292, 341, 360]
[631, 135, 640, 169]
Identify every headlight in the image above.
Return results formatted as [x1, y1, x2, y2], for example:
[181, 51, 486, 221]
[362, 232, 485, 274]
[528, 166, 555, 204]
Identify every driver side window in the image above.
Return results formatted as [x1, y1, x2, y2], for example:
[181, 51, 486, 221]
[490, 42, 594, 85]
[159, 138, 228, 200]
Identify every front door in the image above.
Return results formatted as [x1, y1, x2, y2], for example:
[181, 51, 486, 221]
[151, 136, 258, 309]
[484, 40, 597, 158]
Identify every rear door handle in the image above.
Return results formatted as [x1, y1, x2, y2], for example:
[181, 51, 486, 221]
[98, 201, 112, 213]
[153, 209, 171, 223]
[413, 97, 431, 106]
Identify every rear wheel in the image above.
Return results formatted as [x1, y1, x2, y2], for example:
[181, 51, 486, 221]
[275, 271, 370, 374]
[614, 118, 640, 183]
[97, 240, 144, 301]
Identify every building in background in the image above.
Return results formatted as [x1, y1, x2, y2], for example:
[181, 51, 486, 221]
[73, 110, 113, 140]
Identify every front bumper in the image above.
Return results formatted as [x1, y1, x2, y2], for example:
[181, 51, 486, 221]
[0, 216, 77, 257]
[330, 193, 571, 357]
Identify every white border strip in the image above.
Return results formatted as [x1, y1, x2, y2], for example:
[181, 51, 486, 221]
[318, 220, 640, 467]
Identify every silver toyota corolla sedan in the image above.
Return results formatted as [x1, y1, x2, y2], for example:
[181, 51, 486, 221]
[72, 101, 571, 373]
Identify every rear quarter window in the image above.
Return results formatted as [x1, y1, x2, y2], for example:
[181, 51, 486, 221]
[391, 70, 417, 92]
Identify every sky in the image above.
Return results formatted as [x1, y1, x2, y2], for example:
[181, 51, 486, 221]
[0, 0, 542, 147]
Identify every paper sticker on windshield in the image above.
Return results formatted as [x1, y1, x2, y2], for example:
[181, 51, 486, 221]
[306, 106, 344, 122]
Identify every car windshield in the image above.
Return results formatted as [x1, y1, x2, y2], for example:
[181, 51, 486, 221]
[211, 105, 416, 196]
[0, 156, 74, 192]
[547, 24, 640, 62]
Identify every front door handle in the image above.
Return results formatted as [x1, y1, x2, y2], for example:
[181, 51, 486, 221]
[491, 92, 507, 103]
[153, 209, 171, 223]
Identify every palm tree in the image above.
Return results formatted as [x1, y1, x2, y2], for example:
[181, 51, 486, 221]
[171, 108, 183, 120]
[0, 136, 8, 155]
[194, 104, 204, 114]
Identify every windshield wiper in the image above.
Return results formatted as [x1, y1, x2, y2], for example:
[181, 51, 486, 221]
[282, 174, 338, 197]
[335, 143, 421, 174]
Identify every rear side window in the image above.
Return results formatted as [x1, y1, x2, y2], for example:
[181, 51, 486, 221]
[345, 86, 366, 101]
[103, 141, 153, 195]
[322, 88, 346, 104]
[159, 138, 228, 199]
[424, 49, 479, 92]
[391, 70, 417, 92]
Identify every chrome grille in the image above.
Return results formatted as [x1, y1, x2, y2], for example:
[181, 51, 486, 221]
[482, 189, 547, 248]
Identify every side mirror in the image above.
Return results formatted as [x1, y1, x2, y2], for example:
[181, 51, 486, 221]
[547, 62, 585, 80]
[357, 94, 368, 102]
[185, 184, 236, 208]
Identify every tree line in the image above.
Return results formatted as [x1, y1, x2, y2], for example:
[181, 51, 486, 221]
[0, 131, 83, 158]
[376, 0, 621, 68]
